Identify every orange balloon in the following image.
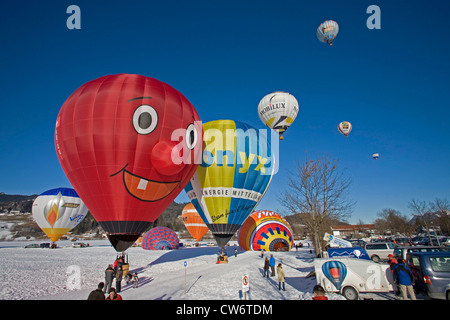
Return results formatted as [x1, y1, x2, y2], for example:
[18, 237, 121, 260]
[182, 203, 209, 242]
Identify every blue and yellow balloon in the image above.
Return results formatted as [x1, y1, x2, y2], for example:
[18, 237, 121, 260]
[185, 120, 276, 247]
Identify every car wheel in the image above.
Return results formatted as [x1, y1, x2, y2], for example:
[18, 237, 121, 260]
[371, 255, 380, 263]
[342, 286, 359, 300]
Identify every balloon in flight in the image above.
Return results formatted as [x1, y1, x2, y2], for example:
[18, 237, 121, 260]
[337, 121, 352, 137]
[55, 74, 202, 251]
[317, 20, 339, 46]
[185, 120, 276, 247]
[32, 187, 88, 242]
[372, 153, 380, 160]
[182, 203, 209, 242]
[257, 91, 299, 140]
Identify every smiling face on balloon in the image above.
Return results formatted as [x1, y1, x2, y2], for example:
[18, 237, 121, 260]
[55, 74, 202, 247]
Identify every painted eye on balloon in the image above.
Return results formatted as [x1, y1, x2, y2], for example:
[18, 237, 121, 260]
[132, 105, 158, 135]
[185, 123, 198, 150]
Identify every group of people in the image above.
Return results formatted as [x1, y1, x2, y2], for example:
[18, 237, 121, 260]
[262, 254, 286, 291]
[88, 256, 139, 300]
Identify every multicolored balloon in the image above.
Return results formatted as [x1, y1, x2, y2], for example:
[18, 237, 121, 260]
[238, 210, 293, 251]
[185, 120, 276, 247]
[337, 121, 352, 137]
[55, 74, 202, 251]
[372, 153, 380, 160]
[322, 260, 347, 290]
[257, 91, 299, 140]
[317, 20, 339, 46]
[182, 203, 209, 242]
[32, 187, 88, 242]
[141, 226, 179, 250]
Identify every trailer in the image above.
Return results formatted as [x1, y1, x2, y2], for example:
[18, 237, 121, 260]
[314, 257, 394, 300]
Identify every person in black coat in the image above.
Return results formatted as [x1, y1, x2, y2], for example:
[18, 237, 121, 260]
[87, 282, 105, 300]
[104, 264, 115, 293]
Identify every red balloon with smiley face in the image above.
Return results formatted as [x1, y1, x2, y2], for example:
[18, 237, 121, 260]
[55, 74, 202, 251]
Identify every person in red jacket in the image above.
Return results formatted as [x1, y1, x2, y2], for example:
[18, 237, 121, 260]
[312, 285, 328, 300]
[106, 287, 123, 300]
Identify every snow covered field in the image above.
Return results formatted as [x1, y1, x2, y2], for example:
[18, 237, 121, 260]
[0, 240, 406, 301]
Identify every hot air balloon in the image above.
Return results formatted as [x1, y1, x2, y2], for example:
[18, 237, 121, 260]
[238, 210, 293, 252]
[185, 120, 276, 247]
[337, 121, 352, 137]
[55, 74, 202, 252]
[32, 187, 88, 243]
[182, 203, 209, 242]
[257, 91, 299, 140]
[317, 20, 339, 46]
[372, 153, 379, 160]
[322, 260, 347, 290]
[141, 226, 179, 250]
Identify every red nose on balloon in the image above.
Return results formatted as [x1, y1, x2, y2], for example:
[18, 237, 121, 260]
[151, 140, 186, 176]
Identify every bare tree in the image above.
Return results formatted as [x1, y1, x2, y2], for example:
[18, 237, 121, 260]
[408, 198, 437, 243]
[374, 208, 414, 236]
[279, 154, 354, 255]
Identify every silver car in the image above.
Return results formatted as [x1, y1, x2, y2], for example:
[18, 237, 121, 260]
[364, 242, 397, 262]
[406, 251, 450, 300]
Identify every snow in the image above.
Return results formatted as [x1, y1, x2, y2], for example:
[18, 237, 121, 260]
[0, 239, 401, 301]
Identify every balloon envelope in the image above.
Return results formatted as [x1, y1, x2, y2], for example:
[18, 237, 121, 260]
[238, 210, 293, 252]
[141, 226, 179, 250]
[55, 74, 202, 251]
[317, 20, 339, 45]
[322, 260, 347, 290]
[257, 91, 299, 139]
[185, 120, 276, 247]
[337, 121, 352, 137]
[182, 203, 209, 242]
[372, 153, 380, 160]
[32, 187, 88, 242]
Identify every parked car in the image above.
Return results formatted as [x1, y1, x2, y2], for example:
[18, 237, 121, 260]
[394, 246, 450, 260]
[364, 242, 398, 262]
[72, 242, 87, 248]
[24, 243, 40, 248]
[40, 243, 51, 248]
[406, 251, 450, 300]
[441, 238, 450, 247]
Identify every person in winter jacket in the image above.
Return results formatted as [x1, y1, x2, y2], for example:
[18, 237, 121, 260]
[115, 266, 123, 293]
[87, 282, 105, 300]
[106, 287, 122, 300]
[263, 257, 270, 277]
[393, 258, 416, 300]
[277, 263, 285, 291]
[312, 285, 328, 300]
[269, 255, 275, 277]
[104, 264, 115, 293]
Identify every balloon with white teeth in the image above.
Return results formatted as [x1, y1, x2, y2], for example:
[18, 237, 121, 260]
[55, 74, 203, 252]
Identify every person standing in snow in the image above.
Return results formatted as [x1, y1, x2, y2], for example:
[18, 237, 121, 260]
[393, 258, 416, 300]
[277, 263, 285, 291]
[115, 266, 123, 293]
[269, 254, 275, 277]
[87, 282, 105, 300]
[263, 257, 270, 277]
[104, 264, 115, 293]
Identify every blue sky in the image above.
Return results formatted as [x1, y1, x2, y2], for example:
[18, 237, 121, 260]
[0, 0, 449, 223]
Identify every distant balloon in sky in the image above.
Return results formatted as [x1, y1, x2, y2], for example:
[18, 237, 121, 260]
[372, 153, 380, 160]
[257, 91, 299, 140]
[55, 74, 202, 252]
[32, 187, 88, 242]
[317, 20, 339, 46]
[337, 121, 352, 137]
[182, 203, 209, 242]
[185, 120, 276, 247]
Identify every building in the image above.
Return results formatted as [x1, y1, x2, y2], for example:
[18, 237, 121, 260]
[331, 224, 375, 239]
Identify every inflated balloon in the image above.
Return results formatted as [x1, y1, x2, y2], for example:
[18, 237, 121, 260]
[258, 91, 299, 140]
[372, 153, 379, 160]
[322, 260, 347, 290]
[185, 120, 276, 247]
[337, 121, 352, 137]
[238, 210, 293, 252]
[55, 74, 202, 251]
[182, 203, 209, 242]
[317, 20, 339, 46]
[141, 226, 179, 250]
[32, 188, 88, 242]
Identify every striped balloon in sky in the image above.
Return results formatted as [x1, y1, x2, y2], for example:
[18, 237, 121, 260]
[185, 120, 276, 247]
[317, 20, 339, 46]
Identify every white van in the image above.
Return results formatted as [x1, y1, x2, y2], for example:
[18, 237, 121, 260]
[314, 257, 394, 300]
[364, 242, 397, 262]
